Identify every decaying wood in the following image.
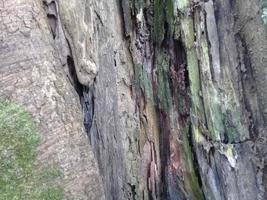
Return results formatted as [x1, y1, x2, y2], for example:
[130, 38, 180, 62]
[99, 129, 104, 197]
[0, 0, 266, 199]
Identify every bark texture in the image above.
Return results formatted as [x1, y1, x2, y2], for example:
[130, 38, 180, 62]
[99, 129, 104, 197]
[85, 0, 267, 199]
[0, 0, 104, 199]
[1, 0, 266, 200]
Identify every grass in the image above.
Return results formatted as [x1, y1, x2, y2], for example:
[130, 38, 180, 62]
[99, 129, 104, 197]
[0, 100, 63, 200]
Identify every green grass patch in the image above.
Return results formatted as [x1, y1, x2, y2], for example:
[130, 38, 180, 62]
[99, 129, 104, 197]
[0, 100, 63, 200]
[38, 187, 64, 200]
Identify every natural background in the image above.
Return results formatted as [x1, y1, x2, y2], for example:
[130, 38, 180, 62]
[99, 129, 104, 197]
[0, 0, 266, 200]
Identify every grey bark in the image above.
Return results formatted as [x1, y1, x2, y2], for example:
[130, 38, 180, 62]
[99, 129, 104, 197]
[1, 0, 266, 200]
[85, 0, 267, 199]
[0, 0, 104, 199]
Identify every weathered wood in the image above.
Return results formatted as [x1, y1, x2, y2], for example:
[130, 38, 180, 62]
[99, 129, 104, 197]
[1, 0, 266, 199]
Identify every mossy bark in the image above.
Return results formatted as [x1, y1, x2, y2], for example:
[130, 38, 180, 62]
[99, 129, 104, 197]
[119, 0, 267, 199]
[5, 0, 265, 199]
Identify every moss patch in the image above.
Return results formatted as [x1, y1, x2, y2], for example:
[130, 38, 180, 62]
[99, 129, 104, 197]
[0, 100, 63, 200]
[155, 50, 172, 112]
[153, 0, 165, 44]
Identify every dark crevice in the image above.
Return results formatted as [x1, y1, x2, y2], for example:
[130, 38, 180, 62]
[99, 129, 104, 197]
[171, 39, 188, 92]
[66, 56, 95, 137]
[127, 183, 137, 200]
[66, 56, 83, 97]
[94, 11, 104, 26]
[236, 34, 260, 140]
[161, 21, 170, 49]
[43, 1, 58, 39]
[47, 14, 57, 38]
[44, 0, 96, 141]
[222, 132, 229, 144]
[188, 123, 204, 192]
[82, 86, 95, 135]
[157, 108, 171, 200]
[65, 38, 95, 141]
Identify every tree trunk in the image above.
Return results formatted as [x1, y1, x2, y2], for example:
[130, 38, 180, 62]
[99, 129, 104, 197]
[0, 0, 104, 199]
[1, 0, 266, 200]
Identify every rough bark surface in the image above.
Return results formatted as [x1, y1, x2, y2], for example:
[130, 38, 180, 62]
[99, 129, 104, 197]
[84, 0, 267, 199]
[0, 0, 104, 199]
[1, 0, 266, 200]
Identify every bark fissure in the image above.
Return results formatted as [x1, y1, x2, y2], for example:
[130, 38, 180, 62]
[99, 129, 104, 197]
[0, 0, 105, 199]
[24, 0, 266, 199]
[44, 0, 97, 140]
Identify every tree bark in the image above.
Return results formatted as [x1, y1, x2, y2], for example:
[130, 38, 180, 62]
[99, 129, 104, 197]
[0, 0, 104, 199]
[88, 0, 267, 199]
[1, 0, 266, 200]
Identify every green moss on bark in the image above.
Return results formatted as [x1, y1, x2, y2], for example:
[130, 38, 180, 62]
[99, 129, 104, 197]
[153, 0, 165, 45]
[181, 125, 204, 200]
[0, 100, 63, 200]
[134, 64, 154, 101]
[155, 51, 172, 112]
